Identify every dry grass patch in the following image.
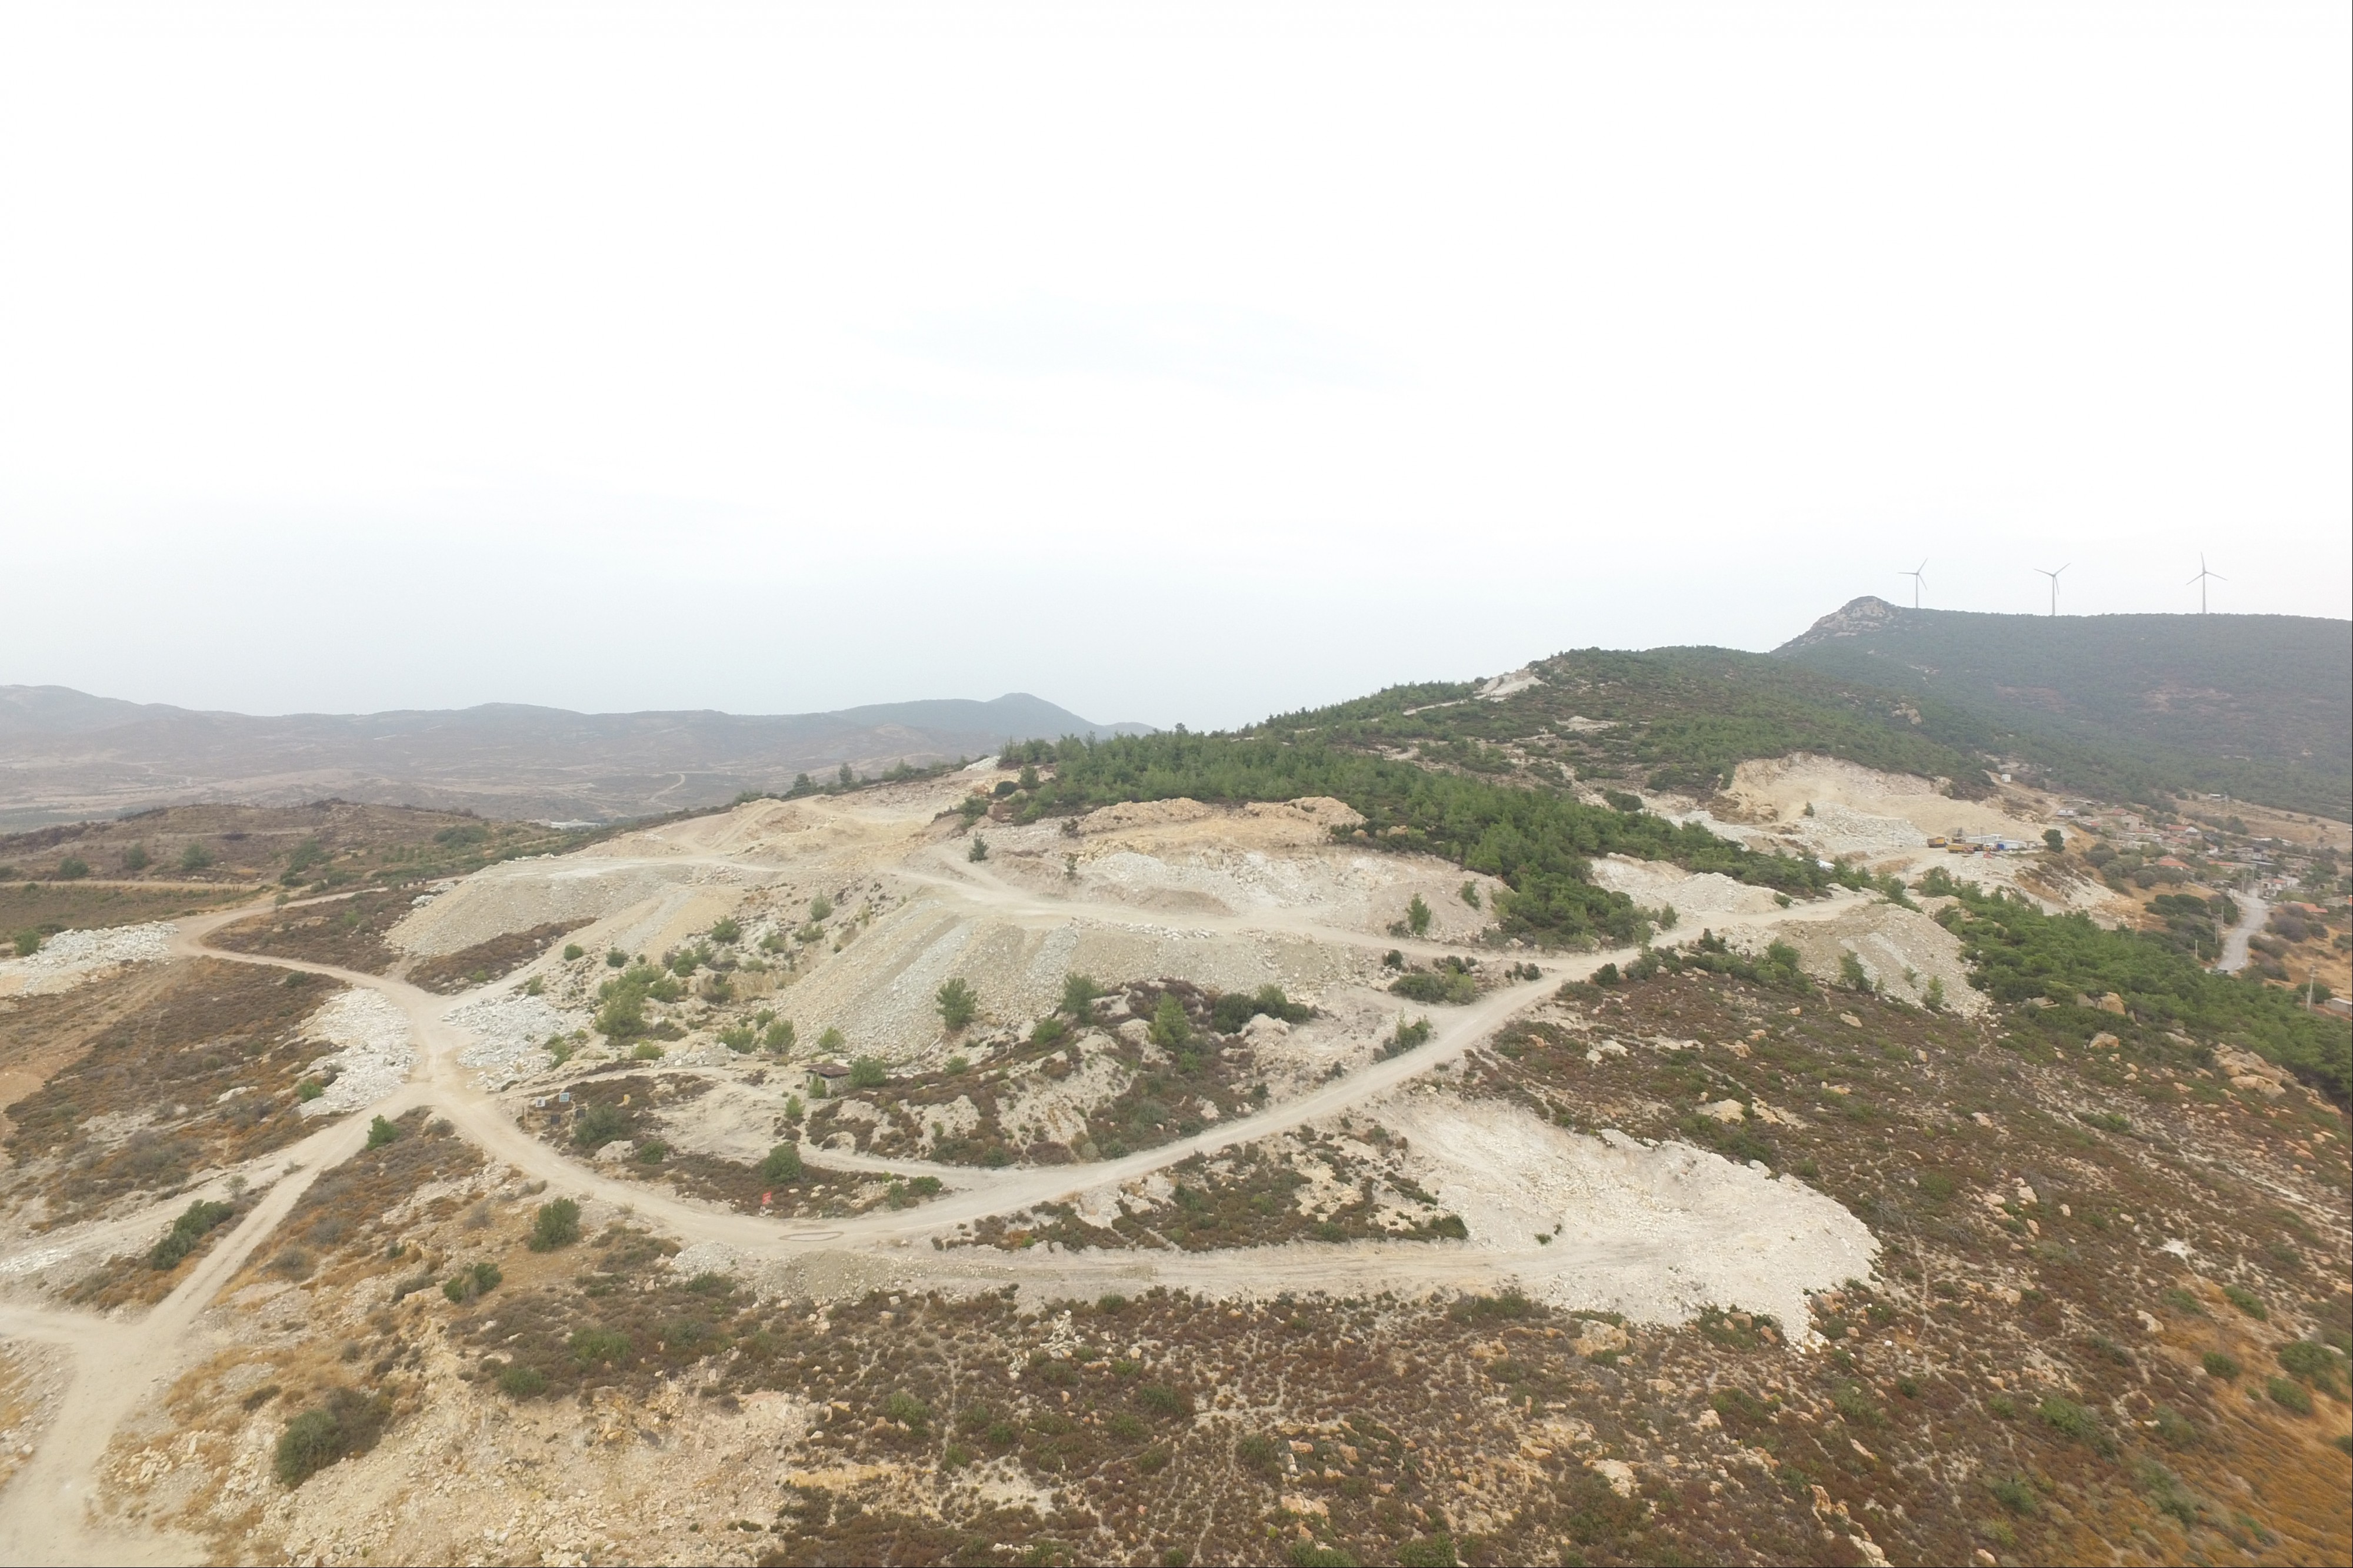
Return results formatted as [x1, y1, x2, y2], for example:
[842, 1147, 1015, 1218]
[209, 889, 416, 973]
[4, 960, 345, 1227]
[406, 919, 592, 993]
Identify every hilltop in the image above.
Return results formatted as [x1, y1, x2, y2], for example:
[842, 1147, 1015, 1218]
[1775, 599, 2352, 818]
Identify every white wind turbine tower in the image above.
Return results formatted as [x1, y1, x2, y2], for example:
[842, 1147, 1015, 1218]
[2034, 563, 2069, 616]
[1899, 559, 1927, 608]
[2187, 555, 2224, 613]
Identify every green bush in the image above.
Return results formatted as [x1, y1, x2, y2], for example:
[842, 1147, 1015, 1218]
[274, 1388, 391, 1487]
[636, 1139, 668, 1164]
[936, 978, 978, 1032]
[763, 1019, 796, 1052]
[848, 1056, 887, 1089]
[573, 1102, 629, 1149]
[120, 844, 149, 872]
[1208, 986, 1311, 1033]
[2036, 1395, 2112, 1451]
[1831, 1380, 1881, 1425]
[179, 842, 214, 873]
[1236, 1433, 1282, 1476]
[883, 1390, 931, 1430]
[2223, 1284, 2267, 1320]
[1396, 1537, 1458, 1568]
[1288, 1544, 1359, 1568]
[595, 991, 646, 1039]
[442, 1261, 502, 1303]
[2277, 1340, 2343, 1389]
[1060, 973, 1102, 1015]
[497, 1364, 547, 1397]
[1391, 969, 1477, 1005]
[54, 856, 89, 880]
[365, 1115, 401, 1149]
[968, 835, 989, 862]
[1381, 1015, 1434, 1057]
[761, 1143, 804, 1183]
[1988, 1473, 2038, 1514]
[562, 943, 584, 961]
[148, 1199, 236, 1270]
[709, 917, 741, 944]
[570, 1327, 631, 1365]
[1149, 995, 1192, 1049]
[9, 930, 38, 958]
[2267, 1376, 2314, 1415]
[1839, 952, 1875, 992]
[2202, 1350, 2241, 1380]
[528, 1198, 581, 1252]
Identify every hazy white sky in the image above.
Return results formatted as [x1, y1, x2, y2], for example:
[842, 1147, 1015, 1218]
[2, 1, 2347, 728]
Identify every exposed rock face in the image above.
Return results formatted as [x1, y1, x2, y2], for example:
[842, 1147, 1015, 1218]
[1781, 595, 1903, 647]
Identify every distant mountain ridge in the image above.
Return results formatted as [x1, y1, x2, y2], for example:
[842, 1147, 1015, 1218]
[0, 686, 1151, 830]
[1774, 598, 2351, 817]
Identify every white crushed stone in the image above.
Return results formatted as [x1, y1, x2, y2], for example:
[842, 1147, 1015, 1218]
[669, 1242, 741, 1277]
[1379, 1096, 1878, 1339]
[298, 989, 416, 1115]
[0, 1246, 75, 1277]
[447, 992, 591, 1085]
[0, 922, 175, 996]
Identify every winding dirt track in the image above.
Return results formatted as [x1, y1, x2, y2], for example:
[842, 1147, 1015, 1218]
[0, 852, 1605, 1562]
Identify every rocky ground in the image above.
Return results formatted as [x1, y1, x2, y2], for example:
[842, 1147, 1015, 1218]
[0, 762, 2342, 1566]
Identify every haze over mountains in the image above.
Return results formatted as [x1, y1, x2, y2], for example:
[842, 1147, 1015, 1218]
[0, 688, 1150, 830]
[2, 600, 2345, 832]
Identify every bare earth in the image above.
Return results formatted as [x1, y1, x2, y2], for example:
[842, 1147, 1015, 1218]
[0, 759, 2338, 1564]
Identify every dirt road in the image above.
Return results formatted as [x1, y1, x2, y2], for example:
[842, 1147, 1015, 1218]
[0, 865, 1594, 1560]
[2216, 890, 2268, 974]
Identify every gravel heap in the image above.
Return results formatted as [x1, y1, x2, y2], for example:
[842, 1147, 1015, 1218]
[448, 991, 590, 1087]
[0, 921, 175, 996]
[299, 989, 416, 1116]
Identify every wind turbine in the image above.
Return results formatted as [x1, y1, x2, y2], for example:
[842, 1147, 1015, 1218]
[2034, 563, 2069, 616]
[1899, 559, 1927, 608]
[2187, 555, 2224, 613]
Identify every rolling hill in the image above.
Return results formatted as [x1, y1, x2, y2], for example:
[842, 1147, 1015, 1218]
[0, 686, 1150, 830]
[1775, 598, 2352, 818]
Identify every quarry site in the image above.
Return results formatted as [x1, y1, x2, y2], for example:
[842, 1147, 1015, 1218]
[0, 732, 2344, 1568]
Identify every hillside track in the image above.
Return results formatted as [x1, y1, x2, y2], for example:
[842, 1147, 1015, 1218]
[0, 855, 1595, 1560]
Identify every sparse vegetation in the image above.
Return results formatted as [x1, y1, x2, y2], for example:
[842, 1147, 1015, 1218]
[274, 1387, 392, 1487]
